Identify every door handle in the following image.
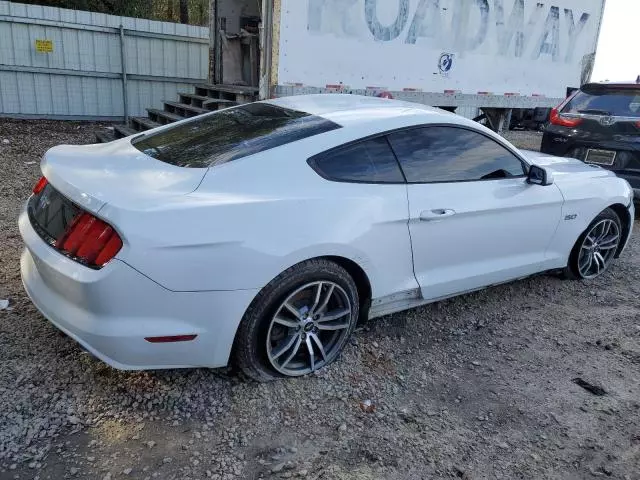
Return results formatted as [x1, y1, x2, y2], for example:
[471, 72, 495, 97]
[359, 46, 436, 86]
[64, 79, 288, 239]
[419, 208, 456, 221]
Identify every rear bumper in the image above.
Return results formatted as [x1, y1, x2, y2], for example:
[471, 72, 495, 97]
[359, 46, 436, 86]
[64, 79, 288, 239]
[540, 131, 571, 156]
[19, 210, 258, 370]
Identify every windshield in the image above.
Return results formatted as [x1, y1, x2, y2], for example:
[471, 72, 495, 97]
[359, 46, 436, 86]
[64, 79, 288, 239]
[562, 87, 640, 117]
[132, 103, 341, 168]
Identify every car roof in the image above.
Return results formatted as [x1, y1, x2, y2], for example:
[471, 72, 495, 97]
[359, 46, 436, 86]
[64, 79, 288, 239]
[264, 94, 457, 128]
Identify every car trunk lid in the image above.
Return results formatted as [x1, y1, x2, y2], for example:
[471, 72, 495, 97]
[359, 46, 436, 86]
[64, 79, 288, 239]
[41, 137, 208, 214]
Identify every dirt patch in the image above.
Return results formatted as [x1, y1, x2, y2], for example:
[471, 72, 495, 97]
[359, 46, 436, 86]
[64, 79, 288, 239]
[1, 120, 639, 479]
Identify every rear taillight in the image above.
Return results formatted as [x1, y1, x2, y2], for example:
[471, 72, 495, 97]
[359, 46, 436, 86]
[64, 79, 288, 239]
[550, 107, 583, 128]
[33, 176, 48, 194]
[55, 212, 122, 268]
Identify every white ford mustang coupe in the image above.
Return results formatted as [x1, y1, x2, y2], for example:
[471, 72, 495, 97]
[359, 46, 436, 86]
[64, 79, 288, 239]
[20, 95, 634, 380]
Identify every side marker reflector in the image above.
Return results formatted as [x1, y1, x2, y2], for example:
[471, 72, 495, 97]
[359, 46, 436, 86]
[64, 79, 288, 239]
[144, 334, 198, 343]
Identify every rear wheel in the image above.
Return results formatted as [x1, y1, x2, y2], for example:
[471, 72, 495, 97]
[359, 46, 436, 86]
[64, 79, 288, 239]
[233, 259, 359, 381]
[564, 208, 622, 280]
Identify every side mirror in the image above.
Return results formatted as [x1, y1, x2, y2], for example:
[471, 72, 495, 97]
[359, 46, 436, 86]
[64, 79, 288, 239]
[527, 165, 554, 186]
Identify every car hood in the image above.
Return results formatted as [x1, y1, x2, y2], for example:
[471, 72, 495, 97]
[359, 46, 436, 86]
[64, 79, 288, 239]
[519, 149, 616, 178]
[41, 137, 208, 214]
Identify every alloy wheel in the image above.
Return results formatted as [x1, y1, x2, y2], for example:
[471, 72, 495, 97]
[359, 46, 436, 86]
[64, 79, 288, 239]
[578, 218, 620, 279]
[266, 281, 353, 376]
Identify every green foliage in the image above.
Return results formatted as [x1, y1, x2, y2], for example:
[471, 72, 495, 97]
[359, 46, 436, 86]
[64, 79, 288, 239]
[20, 0, 209, 25]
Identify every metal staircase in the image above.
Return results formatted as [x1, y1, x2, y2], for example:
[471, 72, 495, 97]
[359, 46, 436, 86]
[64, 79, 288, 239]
[95, 84, 259, 143]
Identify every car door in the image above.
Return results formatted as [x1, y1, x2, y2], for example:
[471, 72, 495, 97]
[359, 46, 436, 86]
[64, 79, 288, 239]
[387, 125, 564, 301]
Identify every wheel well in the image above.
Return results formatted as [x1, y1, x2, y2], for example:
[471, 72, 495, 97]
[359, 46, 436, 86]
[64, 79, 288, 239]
[324, 256, 372, 320]
[229, 256, 374, 373]
[608, 203, 632, 258]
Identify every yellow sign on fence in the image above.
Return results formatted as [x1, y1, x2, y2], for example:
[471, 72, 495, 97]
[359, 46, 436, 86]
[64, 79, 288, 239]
[35, 39, 53, 53]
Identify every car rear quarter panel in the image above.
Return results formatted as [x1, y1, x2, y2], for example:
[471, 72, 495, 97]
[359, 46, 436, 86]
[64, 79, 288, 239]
[101, 127, 419, 297]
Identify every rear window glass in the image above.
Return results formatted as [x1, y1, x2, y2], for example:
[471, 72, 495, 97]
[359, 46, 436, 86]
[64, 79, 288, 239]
[563, 87, 640, 117]
[132, 103, 341, 168]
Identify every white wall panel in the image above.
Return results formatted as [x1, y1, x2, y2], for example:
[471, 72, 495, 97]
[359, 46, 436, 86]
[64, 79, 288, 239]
[0, 0, 209, 119]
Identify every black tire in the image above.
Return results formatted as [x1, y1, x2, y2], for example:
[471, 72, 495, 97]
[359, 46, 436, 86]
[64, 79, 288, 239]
[232, 259, 359, 382]
[564, 207, 622, 280]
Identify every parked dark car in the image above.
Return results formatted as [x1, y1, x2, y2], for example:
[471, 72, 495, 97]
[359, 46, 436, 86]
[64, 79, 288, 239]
[541, 81, 640, 198]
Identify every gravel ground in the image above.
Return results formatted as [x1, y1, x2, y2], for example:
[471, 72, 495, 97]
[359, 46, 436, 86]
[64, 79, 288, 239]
[501, 131, 546, 151]
[1, 122, 639, 480]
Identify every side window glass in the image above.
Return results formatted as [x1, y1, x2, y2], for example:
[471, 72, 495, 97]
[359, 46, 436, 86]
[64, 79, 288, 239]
[388, 127, 526, 183]
[310, 136, 405, 183]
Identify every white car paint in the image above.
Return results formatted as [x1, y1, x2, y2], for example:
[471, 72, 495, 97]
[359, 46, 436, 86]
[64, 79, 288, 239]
[41, 139, 208, 213]
[407, 176, 565, 301]
[19, 95, 634, 370]
[19, 219, 258, 369]
[520, 150, 635, 264]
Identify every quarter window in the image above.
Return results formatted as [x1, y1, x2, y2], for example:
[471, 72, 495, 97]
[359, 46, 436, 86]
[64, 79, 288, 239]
[388, 127, 526, 183]
[309, 136, 405, 183]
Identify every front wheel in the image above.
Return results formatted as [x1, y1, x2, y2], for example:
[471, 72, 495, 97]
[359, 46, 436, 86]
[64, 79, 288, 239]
[233, 259, 359, 381]
[564, 208, 622, 280]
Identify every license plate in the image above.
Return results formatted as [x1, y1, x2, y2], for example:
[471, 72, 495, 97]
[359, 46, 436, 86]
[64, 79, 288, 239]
[585, 149, 616, 166]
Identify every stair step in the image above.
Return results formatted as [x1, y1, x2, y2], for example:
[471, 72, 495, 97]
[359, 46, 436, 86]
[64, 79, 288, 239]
[131, 116, 161, 132]
[113, 124, 137, 139]
[202, 98, 238, 110]
[178, 93, 211, 107]
[194, 84, 257, 103]
[147, 108, 184, 124]
[95, 130, 115, 143]
[198, 83, 259, 95]
[164, 101, 208, 117]
[178, 93, 238, 111]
